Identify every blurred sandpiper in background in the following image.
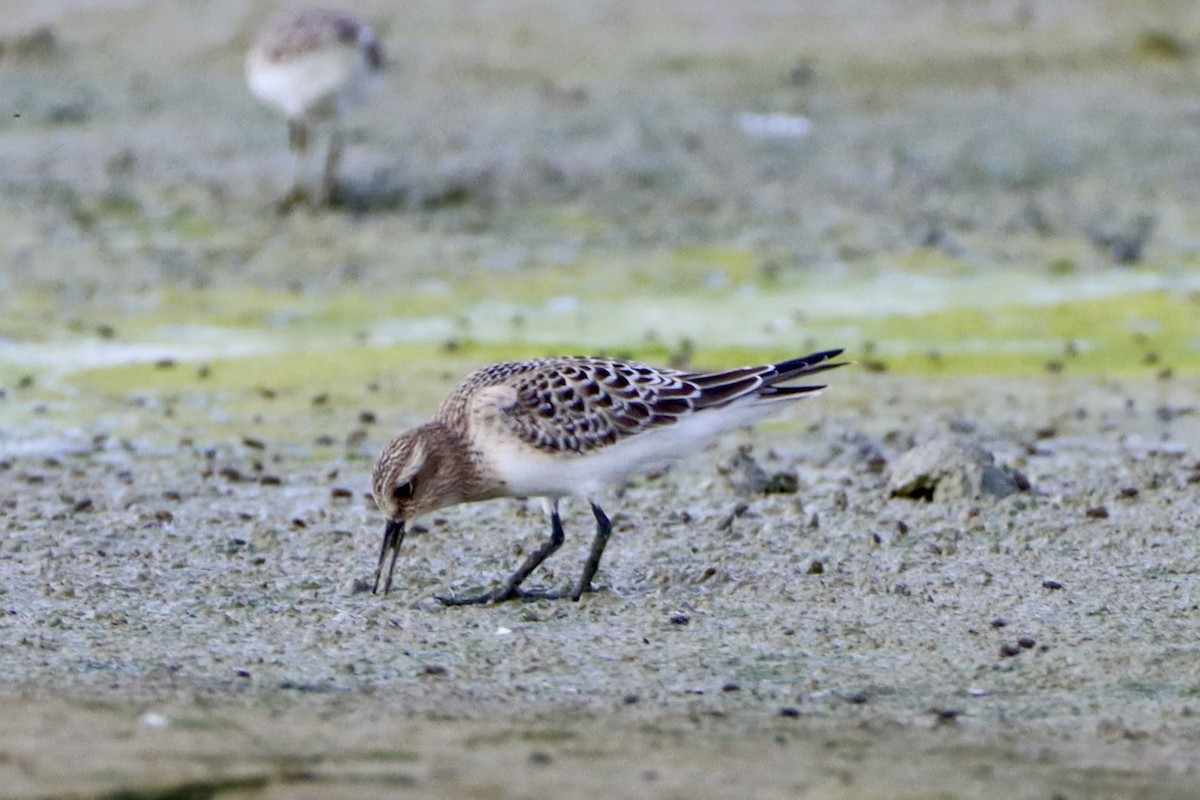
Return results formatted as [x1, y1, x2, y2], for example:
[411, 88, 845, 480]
[246, 8, 384, 210]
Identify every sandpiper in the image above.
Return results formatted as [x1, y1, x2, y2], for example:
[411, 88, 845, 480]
[245, 8, 384, 209]
[370, 349, 846, 604]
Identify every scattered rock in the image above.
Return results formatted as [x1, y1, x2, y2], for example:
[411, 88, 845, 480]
[1088, 214, 1156, 264]
[718, 445, 801, 495]
[2, 25, 59, 60]
[887, 437, 1022, 502]
[932, 708, 960, 723]
[1136, 30, 1191, 60]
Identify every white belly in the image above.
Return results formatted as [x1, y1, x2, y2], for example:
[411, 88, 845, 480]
[479, 400, 792, 500]
[247, 47, 376, 121]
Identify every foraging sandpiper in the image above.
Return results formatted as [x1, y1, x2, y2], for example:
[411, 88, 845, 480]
[371, 350, 846, 604]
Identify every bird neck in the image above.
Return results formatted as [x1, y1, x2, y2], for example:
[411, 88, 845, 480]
[415, 422, 488, 507]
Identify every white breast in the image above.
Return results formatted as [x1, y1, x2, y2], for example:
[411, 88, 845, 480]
[247, 46, 377, 121]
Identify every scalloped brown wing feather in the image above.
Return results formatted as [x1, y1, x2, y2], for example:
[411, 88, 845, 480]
[435, 351, 845, 456]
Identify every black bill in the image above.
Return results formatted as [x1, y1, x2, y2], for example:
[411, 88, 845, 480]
[372, 519, 406, 595]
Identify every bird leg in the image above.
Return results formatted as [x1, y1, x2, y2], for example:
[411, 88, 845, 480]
[571, 502, 612, 601]
[437, 505, 566, 606]
[480, 501, 611, 603]
[321, 125, 344, 203]
[277, 119, 313, 213]
[288, 118, 309, 156]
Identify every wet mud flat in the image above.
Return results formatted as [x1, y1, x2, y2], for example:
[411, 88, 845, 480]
[3, 374, 1200, 797]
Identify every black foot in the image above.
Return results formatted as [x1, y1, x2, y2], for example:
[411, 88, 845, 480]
[435, 583, 603, 606]
[276, 186, 313, 214]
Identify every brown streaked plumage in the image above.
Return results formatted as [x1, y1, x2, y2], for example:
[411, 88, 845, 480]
[371, 349, 847, 604]
[254, 9, 383, 65]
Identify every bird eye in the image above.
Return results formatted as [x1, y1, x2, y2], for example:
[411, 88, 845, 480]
[392, 481, 415, 501]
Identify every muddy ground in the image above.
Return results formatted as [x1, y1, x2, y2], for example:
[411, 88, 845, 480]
[2, 1, 1200, 798]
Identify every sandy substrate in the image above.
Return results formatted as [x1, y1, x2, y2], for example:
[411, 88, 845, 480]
[2, 0, 1200, 797]
[3, 374, 1200, 797]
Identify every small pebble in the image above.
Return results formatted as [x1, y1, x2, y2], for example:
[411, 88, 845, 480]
[138, 712, 169, 729]
[339, 578, 371, 596]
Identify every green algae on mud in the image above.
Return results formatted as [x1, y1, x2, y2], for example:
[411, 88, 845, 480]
[3, 281, 1186, 459]
[52, 280, 1200, 412]
[856, 290, 1200, 376]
